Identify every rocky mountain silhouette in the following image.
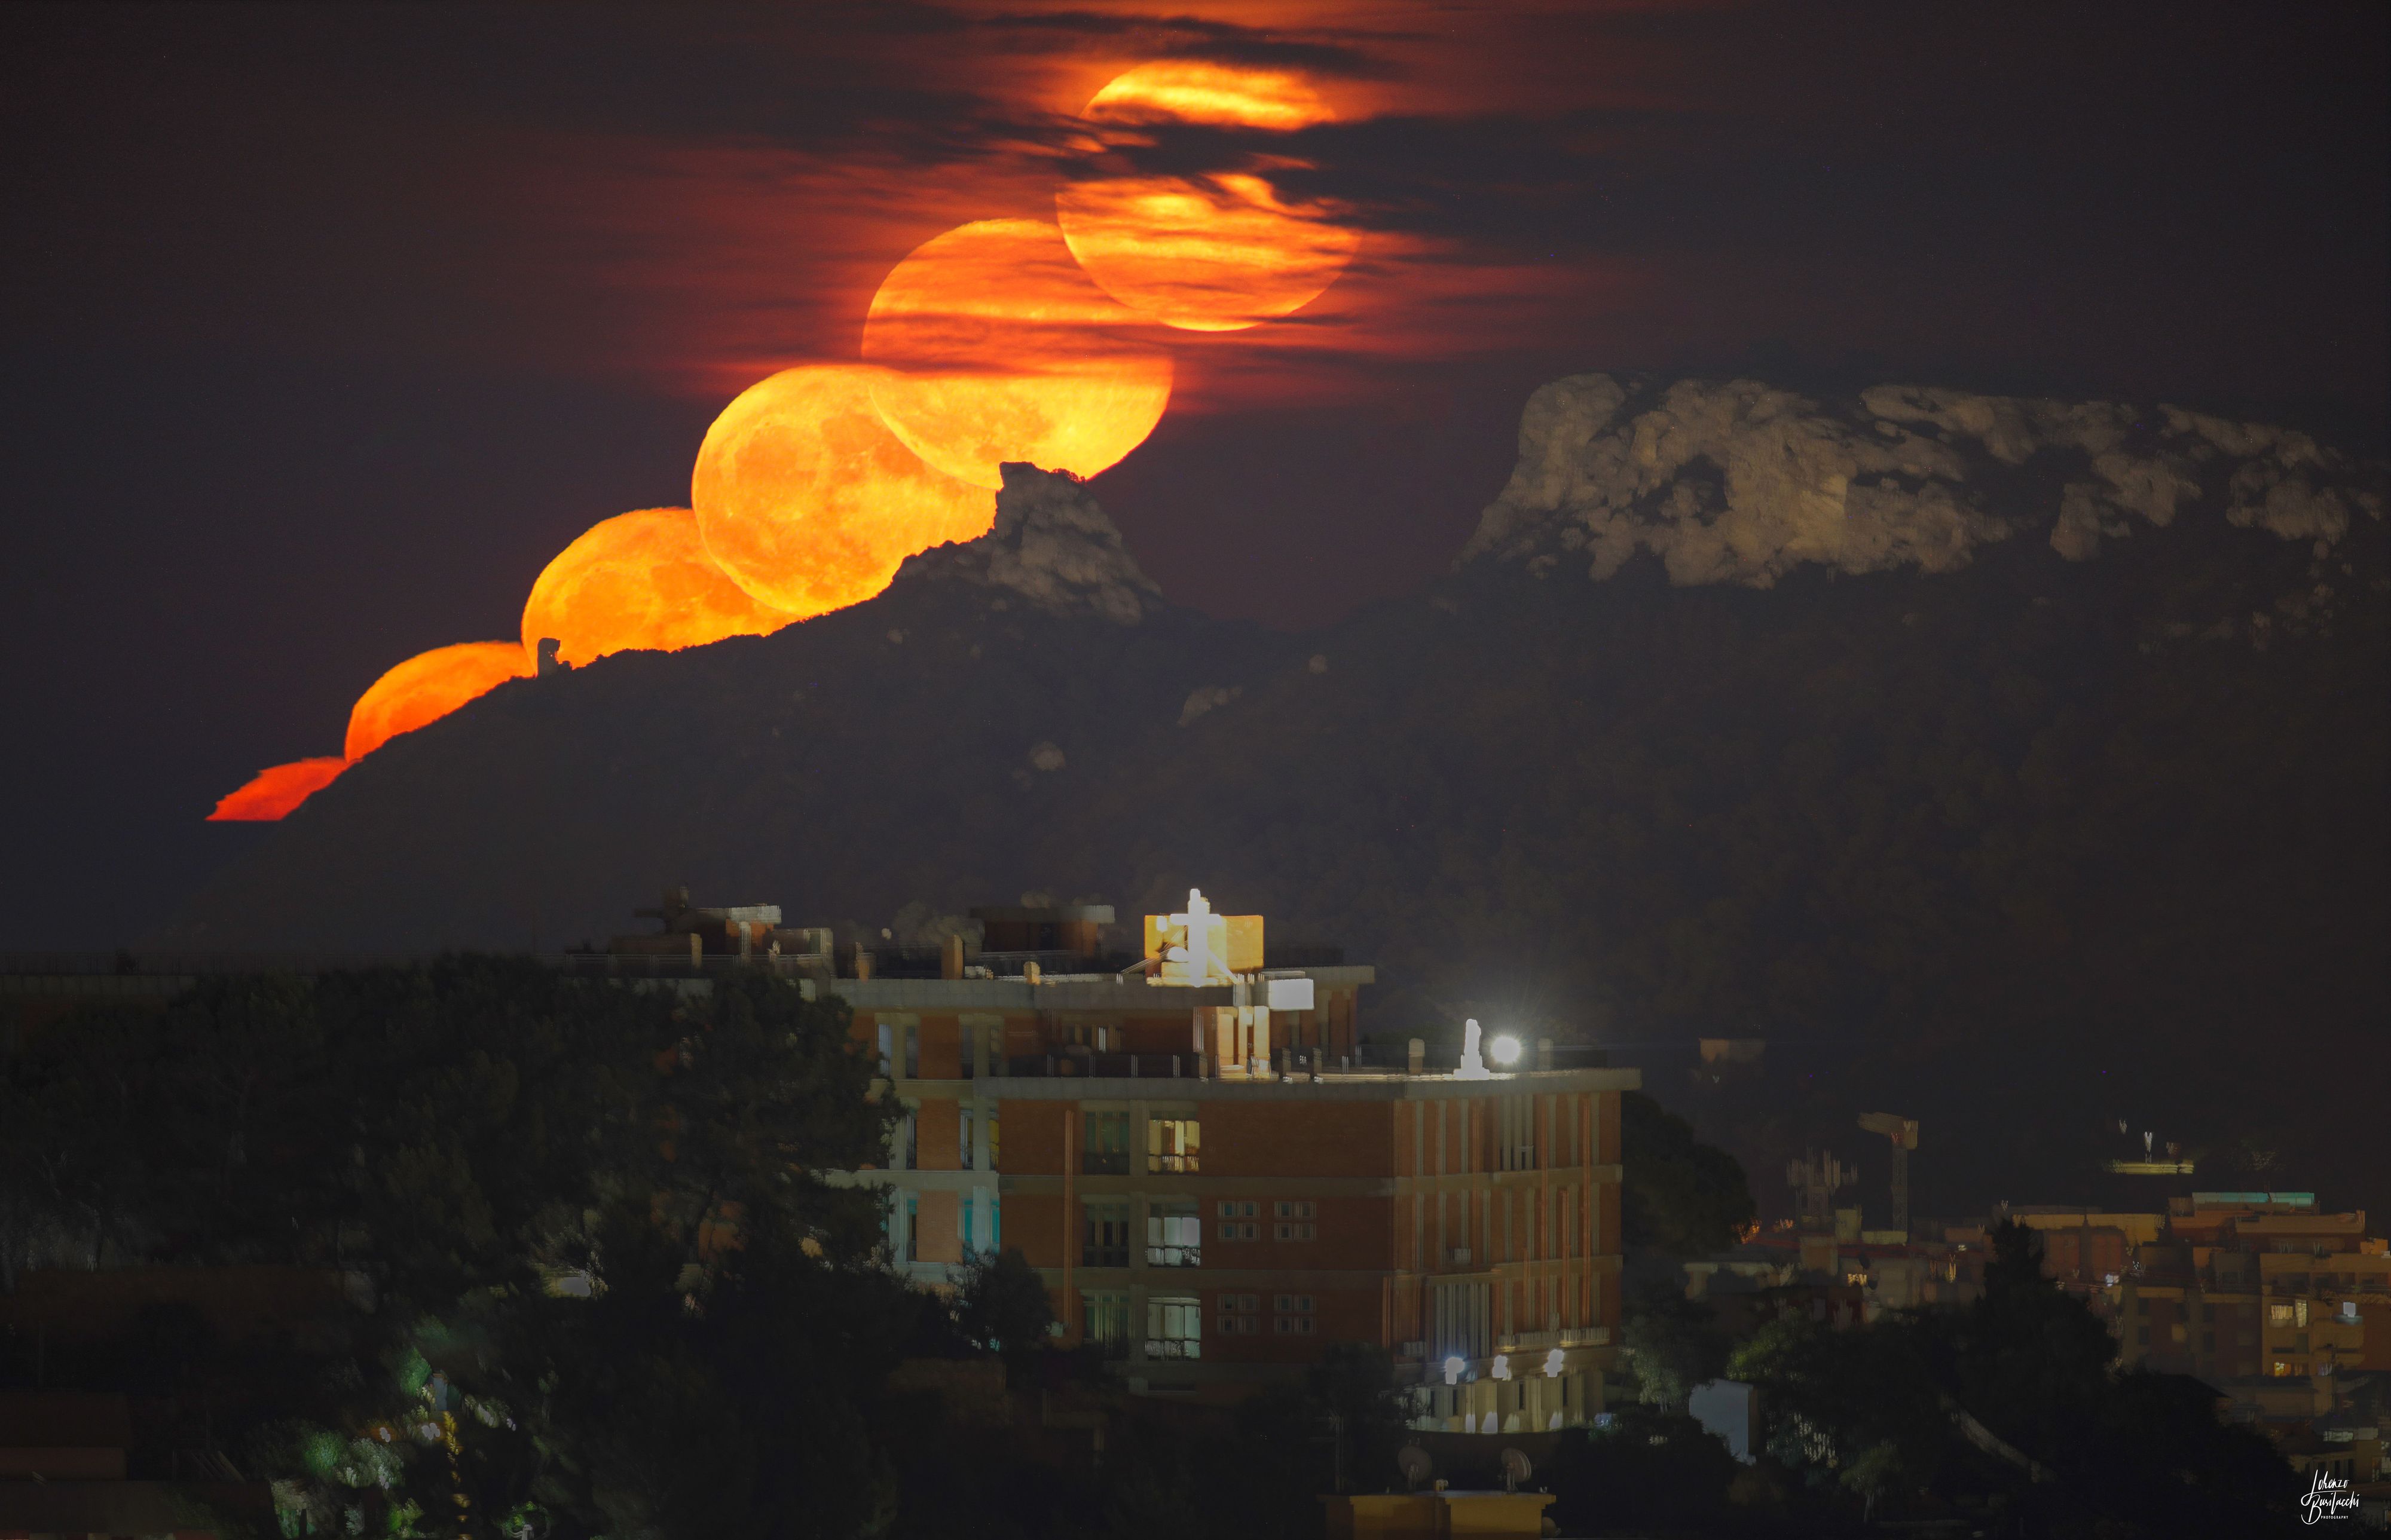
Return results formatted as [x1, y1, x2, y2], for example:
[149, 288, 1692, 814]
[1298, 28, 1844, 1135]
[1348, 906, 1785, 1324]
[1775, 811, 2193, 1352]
[161, 374, 2389, 1216]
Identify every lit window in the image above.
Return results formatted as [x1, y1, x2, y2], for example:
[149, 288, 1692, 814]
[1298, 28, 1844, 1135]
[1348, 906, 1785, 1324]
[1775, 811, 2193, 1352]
[1148, 1118, 1200, 1174]
[1147, 1202, 1201, 1267]
[1148, 1297, 1203, 1359]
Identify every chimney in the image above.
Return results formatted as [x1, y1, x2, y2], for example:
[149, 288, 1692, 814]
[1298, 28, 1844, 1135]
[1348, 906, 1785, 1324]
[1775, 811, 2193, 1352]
[1536, 1038, 1555, 1072]
[687, 932, 702, 968]
[1407, 1038, 1426, 1075]
[942, 933, 965, 980]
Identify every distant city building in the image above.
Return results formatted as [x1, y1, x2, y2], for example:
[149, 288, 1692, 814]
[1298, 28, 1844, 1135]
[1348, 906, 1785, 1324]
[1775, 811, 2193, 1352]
[2004, 1192, 2390, 1501]
[2066, 1195, 2390, 1392]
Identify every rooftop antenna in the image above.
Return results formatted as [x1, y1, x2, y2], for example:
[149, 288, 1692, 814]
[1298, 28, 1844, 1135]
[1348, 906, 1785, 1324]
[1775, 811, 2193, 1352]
[1785, 1150, 1855, 1230]
[1857, 1113, 1920, 1237]
[1397, 1445, 1433, 1493]
[1500, 1447, 1533, 1495]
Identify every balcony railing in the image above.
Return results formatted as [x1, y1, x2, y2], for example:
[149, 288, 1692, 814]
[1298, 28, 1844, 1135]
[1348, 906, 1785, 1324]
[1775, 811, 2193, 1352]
[1081, 1150, 1130, 1175]
[1148, 1152, 1200, 1175]
[1007, 1053, 1198, 1079]
[1143, 1338, 1201, 1361]
[1496, 1327, 1611, 1353]
[1146, 1244, 1202, 1268]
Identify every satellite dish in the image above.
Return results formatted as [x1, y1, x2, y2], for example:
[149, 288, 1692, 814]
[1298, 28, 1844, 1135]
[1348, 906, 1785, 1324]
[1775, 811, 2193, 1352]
[1397, 1445, 1433, 1491]
[1500, 1446, 1533, 1494]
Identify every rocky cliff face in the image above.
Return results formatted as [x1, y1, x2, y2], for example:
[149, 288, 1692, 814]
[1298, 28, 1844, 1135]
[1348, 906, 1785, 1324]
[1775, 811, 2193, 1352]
[1461, 373, 2382, 585]
[158, 375, 2389, 1218]
[898, 462, 1163, 624]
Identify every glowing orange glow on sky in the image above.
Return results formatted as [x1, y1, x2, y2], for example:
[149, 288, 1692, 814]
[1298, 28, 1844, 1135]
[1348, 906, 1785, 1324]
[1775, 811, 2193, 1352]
[207, 42, 1434, 820]
[1057, 64, 1359, 333]
[343, 641, 533, 762]
[862, 218, 1174, 488]
[692, 365, 995, 616]
[207, 756, 350, 822]
[523, 506, 799, 667]
[1079, 59, 1339, 132]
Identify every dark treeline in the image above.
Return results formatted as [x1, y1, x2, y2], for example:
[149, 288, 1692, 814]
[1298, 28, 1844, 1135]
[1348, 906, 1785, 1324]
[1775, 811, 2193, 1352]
[1, 960, 2304, 1536]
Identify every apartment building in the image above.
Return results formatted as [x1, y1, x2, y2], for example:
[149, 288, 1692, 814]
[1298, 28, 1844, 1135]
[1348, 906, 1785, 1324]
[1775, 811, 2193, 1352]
[2079, 1193, 2390, 1425]
[824, 891, 1639, 1429]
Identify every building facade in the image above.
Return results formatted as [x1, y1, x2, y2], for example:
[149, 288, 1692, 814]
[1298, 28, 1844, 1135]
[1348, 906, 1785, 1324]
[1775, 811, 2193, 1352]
[2091, 1193, 2390, 1399]
[820, 893, 1638, 1429]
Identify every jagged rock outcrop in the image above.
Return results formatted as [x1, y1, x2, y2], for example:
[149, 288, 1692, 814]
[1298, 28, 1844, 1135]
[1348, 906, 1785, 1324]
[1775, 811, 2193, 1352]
[1460, 374, 2386, 584]
[894, 463, 1161, 623]
[154, 374, 2388, 1220]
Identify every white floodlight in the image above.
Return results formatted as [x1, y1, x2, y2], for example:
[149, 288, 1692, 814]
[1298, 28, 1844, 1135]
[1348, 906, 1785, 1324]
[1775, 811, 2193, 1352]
[1489, 1033, 1523, 1068]
[1544, 1347, 1566, 1377]
[1442, 1355, 1465, 1386]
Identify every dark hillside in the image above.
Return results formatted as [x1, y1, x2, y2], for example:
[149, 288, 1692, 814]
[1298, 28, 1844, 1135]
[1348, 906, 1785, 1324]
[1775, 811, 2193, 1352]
[163, 377, 2390, 1216]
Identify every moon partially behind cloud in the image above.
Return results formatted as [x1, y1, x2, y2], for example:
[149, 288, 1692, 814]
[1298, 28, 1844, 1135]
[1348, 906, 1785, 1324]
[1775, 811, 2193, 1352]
[523, 506, 799, 667]
[862, 218, 1173, 488]
[343, 641, 534, 762]
[1056, 62, 1360, 333]
[692, 364, 994, 617]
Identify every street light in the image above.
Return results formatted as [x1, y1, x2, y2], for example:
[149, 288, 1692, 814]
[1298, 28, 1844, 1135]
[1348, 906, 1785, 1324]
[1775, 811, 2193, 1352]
[1489, 1034, 1522, 1068]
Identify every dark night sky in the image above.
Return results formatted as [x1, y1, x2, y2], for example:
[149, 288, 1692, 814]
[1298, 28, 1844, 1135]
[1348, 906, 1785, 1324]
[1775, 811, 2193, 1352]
[2, 2, 2383, 948]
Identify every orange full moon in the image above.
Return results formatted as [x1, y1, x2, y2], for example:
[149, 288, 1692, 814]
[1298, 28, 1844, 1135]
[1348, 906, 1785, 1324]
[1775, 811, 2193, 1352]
[692, 365, 994, 617]
[861, 218, 1173, 488]
[343, 641, 533, 762]
[1056, 62, 1361, 332]
[524, 506, 800, 667]
[207, 756, 349, 821]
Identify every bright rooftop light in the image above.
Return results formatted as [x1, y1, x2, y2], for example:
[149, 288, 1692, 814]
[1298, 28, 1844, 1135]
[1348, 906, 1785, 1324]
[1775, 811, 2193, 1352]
[1489, 1033, 1522, 1067]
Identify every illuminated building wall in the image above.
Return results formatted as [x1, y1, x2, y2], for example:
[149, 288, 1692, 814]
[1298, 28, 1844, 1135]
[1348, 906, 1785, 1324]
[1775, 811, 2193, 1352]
[818, 892, 1637, 1425]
